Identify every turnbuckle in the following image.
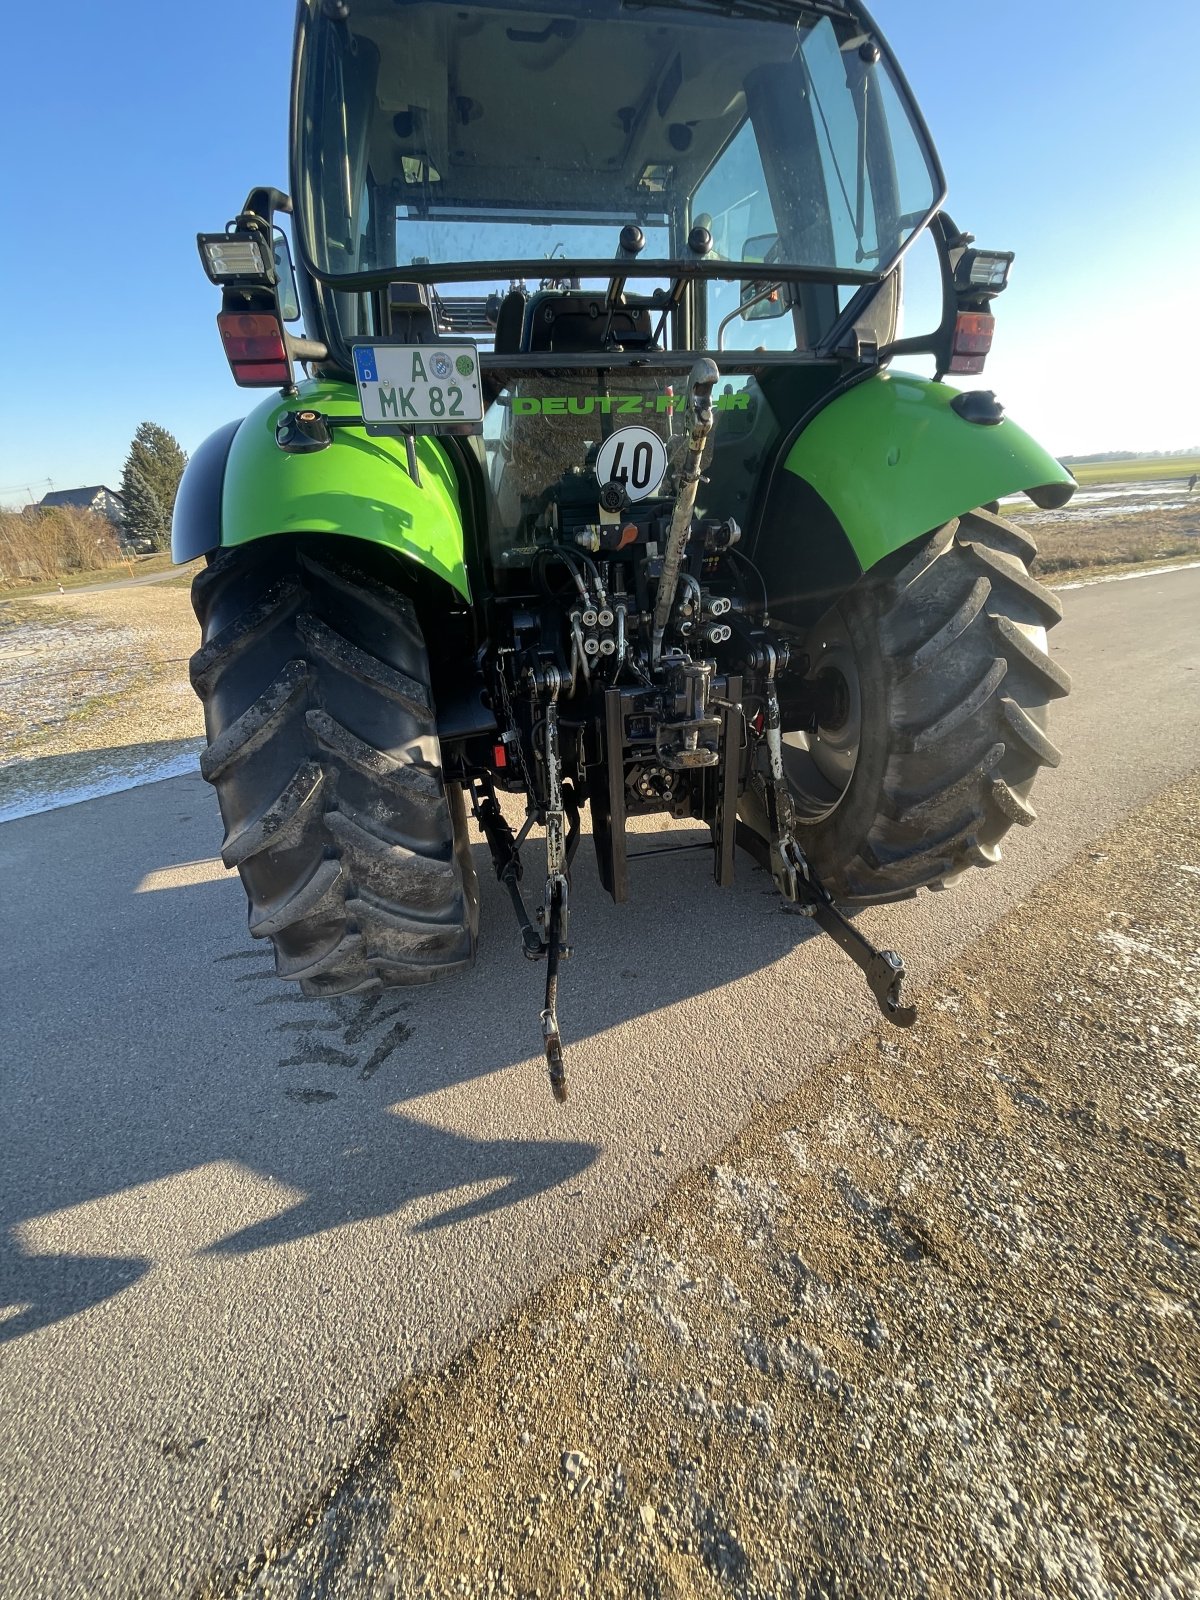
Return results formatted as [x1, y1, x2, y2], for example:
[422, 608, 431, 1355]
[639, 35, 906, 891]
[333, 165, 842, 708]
[540, 877, 569, 1103]
[537, 679, 573, 1100]
[470, 663, 580, 1103]
[468, 779, 542, 957]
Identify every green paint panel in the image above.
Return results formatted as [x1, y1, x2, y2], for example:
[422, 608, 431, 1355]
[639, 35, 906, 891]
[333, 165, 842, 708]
[220, 378, 470, 599]
[784, 372, 1075, 573]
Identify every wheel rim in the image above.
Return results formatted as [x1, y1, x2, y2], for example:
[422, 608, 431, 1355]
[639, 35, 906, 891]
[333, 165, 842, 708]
[781, 610, 862, 822]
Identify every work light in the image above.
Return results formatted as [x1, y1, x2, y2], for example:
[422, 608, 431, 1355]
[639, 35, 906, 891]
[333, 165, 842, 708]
[954, 248, 1014, 300]
[197, 232, 273, 286]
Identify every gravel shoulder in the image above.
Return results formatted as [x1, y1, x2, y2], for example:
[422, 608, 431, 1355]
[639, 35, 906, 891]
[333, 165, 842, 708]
[219, 772, 1200, 1600]
[0, 585, 204, 814]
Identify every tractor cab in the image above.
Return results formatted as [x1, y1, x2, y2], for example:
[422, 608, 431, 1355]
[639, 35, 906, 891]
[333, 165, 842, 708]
[283, 0, 972, 592]
[291, 0, 947, 372]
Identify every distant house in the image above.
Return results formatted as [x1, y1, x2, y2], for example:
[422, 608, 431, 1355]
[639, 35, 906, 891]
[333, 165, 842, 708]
[39, 486, 125, 526]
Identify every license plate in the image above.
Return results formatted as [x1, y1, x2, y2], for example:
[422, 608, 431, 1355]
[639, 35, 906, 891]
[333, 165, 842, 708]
[352, 343, 483, 429]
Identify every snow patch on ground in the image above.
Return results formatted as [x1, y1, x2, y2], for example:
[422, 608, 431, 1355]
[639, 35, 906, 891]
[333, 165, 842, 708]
[1096, 926, 1180, 965]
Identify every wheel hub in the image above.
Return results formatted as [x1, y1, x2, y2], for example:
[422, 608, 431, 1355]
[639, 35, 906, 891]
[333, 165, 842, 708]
[808, 664, 852, 732]
[780, 612, 862, 821]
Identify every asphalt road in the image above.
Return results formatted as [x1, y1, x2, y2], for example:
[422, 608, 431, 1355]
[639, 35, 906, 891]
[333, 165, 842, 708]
[1, 567, 1198, 1599]
[21, 562, 201, 601]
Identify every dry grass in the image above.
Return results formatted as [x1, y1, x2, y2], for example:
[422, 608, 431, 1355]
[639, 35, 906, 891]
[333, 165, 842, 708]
[0, 506, 127, 586]
[1029, 502, 1199, 576]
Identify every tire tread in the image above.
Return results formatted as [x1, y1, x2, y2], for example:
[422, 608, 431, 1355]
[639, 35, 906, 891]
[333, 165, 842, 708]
[190, 539, 477, 990]
[763, 506, 1067, 902]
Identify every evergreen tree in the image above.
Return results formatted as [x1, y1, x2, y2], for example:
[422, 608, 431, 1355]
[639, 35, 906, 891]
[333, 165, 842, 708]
[120, 422, 188, 550]
[120, 472, 167, 550]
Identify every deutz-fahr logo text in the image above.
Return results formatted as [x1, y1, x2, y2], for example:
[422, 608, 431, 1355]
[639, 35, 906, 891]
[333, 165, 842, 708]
[511, 393, 750, 416]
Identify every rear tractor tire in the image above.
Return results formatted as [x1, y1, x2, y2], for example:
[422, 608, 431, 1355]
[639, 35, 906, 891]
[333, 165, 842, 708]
[743, 506, 1070, 902]
[189, 538, 478, 995]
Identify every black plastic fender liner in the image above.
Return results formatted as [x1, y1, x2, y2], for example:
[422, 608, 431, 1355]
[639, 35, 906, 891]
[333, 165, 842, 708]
[750, 470, 864, 631]
[170, 418, 242, 564]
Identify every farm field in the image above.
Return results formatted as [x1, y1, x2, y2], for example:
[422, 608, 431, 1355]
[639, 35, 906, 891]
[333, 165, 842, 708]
[1004, 468, 1199, 577]
[1064, 454, 1200, 487]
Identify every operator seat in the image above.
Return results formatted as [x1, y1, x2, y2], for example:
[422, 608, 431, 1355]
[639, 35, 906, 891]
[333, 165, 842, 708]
[492, 287, 656, 354]
[524, 290, 655, 353]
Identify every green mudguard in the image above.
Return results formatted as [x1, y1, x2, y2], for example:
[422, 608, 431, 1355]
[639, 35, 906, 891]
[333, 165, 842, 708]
[173, 378, 471, 599]
[784, 371, 1075, 574]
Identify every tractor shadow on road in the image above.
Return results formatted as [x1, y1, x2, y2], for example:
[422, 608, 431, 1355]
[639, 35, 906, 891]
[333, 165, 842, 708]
[1, 799, 828, 1343]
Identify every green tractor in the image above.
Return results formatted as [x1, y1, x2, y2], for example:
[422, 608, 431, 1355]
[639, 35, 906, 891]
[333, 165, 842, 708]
[178, 0, 1073, 1098]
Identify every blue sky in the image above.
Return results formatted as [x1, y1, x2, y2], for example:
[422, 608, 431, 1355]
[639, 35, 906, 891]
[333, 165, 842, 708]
[1, 0, 1196, 505]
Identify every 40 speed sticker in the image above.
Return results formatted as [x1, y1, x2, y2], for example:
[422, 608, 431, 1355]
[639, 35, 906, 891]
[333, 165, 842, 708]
[594, 425, 668, 501]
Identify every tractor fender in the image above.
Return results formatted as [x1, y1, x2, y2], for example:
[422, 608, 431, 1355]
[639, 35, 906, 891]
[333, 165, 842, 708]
[752, 370, 1074, 622]
[171, 419, 241, 564]
[173, 379, 471, 600]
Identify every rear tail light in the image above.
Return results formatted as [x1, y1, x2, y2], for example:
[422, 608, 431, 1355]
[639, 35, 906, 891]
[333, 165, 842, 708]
[949, 311, 995, 375]
[217, 311, 292, 386]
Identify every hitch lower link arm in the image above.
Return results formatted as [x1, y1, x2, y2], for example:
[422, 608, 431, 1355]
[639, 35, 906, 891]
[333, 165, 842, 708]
[790, 856, 917, 1028]
[760, 661, 916, 1029]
